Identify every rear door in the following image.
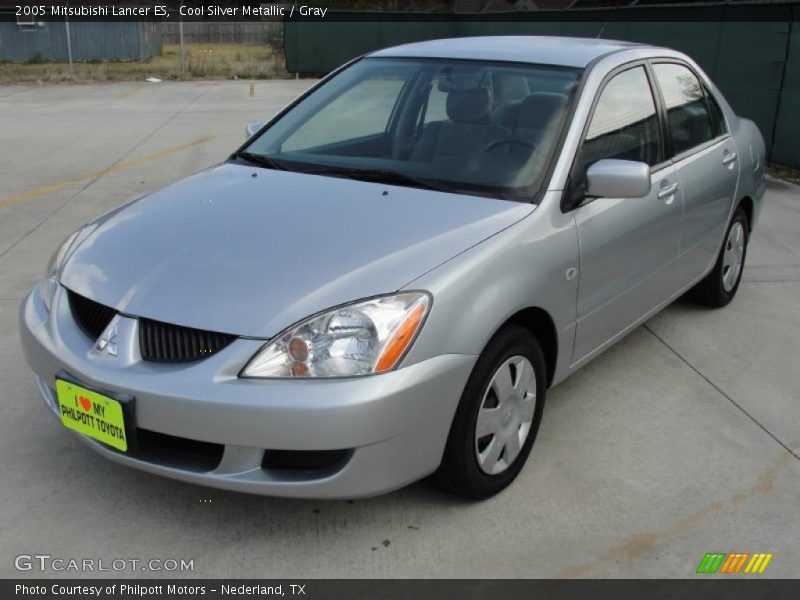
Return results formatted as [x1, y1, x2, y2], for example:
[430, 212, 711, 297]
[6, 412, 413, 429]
[650, 62, 739, 284]
[572, 64, 684, 362]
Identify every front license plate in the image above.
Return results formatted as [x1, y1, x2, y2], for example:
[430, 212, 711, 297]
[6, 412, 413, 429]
[55, 379, 128, 452]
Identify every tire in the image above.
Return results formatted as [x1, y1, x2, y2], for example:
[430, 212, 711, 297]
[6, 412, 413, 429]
[689, 206, 749, 308]
[434, 324, 547, 499]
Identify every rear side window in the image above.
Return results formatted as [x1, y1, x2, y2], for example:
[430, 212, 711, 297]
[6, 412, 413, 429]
[582, 66, 663, 167]
[652, 63, 715, 155]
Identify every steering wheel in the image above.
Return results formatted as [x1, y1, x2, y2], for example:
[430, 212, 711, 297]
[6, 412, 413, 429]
[484, 137, 536, 153]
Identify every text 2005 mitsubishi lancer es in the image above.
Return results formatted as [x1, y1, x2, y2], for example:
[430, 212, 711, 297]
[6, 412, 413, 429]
[20, 37, 765, 499]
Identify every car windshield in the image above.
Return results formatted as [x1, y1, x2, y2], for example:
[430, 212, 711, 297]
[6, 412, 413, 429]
[239, 57, 581, 199]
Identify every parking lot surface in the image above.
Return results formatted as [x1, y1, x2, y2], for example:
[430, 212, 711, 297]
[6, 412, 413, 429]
[1, 81, 798, 578]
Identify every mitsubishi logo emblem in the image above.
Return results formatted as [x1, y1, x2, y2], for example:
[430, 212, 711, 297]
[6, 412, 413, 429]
[95, 318, 119, 357]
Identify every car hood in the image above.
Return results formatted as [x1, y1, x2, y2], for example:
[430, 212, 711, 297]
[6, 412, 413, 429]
[61, 163, 534, 337]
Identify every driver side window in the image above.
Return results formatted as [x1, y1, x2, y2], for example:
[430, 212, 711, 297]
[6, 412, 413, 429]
[582, 66, 663, 168]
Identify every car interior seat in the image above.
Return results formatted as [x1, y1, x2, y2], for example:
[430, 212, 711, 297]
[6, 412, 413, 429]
[411, 84, 509, 167]
[489, 92, 568, 158]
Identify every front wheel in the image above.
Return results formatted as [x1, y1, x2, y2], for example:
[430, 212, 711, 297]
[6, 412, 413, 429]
[433, 325, 547, 499]
[689, 206, 749, 307]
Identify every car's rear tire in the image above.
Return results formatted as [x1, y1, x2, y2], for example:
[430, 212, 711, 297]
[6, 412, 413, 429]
[433, 325, 546, 500]
[689, 206, 749, 308]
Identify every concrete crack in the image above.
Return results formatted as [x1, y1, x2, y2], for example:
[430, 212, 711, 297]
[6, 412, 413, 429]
[644, 324, 800, 461]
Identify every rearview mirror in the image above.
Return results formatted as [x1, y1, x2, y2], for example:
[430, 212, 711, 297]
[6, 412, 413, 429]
[245, 121, 263, 139]
[586, 159, 651, 199]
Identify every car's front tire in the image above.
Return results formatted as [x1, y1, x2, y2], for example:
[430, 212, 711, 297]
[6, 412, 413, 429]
[689, 206, 749, 307]
[434, 325, 547, 499]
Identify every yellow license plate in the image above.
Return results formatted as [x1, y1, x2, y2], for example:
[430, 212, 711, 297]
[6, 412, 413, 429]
[55, 379, 128, 452]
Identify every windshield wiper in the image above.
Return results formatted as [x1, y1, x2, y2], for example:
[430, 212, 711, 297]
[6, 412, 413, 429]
[233, 154, 452, 193]
[303, 166, 451, 193]
[233, 151, 290, 171]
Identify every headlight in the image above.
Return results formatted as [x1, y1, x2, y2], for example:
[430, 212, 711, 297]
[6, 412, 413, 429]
[241, 292, 431, 378]
[38, 230, 79, 312]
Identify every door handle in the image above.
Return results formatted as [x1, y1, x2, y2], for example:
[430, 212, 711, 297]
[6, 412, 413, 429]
[722, 152, 738, 165]
[657, 182, 679, 200]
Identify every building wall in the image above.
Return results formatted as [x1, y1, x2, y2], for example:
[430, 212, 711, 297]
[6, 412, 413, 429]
[0, 20, 161, 62]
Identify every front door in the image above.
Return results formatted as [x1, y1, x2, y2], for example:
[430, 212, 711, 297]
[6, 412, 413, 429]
[572, 65, 684, 362]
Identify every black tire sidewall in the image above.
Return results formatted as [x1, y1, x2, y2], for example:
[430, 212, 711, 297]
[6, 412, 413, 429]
[440, 325, 547, 499]
[690, 206, 750, 307]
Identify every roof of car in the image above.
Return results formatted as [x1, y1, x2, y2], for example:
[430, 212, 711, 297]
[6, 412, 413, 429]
[369, 36, 649, 68]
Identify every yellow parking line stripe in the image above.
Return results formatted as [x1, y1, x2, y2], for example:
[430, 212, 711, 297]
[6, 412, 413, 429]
[117, 85, 147, 100]
[0, 137, 212, 209]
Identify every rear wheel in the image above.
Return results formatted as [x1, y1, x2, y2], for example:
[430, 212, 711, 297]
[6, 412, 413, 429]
[689, 206, 749, 307]
[434, 325, 546, 499]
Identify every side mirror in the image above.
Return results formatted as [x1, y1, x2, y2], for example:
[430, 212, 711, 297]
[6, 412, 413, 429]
[586, 159, 651, 199]
[245, 121, 263, 139]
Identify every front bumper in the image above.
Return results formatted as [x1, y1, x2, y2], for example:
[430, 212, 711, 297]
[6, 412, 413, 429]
[19, 286, 476, 498]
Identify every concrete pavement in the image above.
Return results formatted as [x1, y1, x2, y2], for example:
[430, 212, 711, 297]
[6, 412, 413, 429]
[0, 81, 798, 579]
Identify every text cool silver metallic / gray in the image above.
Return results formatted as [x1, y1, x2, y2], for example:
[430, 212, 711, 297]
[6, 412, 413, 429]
[20, 37, 766, 499]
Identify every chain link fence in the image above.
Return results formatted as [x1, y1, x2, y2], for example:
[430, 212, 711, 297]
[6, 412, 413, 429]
[159, 21, 275, 45]
[159, 21, 286, 77]
[0, 16, 287, 82]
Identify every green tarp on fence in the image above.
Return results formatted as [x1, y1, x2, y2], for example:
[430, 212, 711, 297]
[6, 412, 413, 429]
[285, 4, 800, 168]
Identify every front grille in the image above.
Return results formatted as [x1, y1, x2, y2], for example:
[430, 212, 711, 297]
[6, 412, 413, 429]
[68, 290, 117, 340]
[139, 318, 236, 363]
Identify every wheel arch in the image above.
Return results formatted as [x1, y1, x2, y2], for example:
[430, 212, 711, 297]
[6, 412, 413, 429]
[737, 195, 754, 231]
[503, 307, 558, 388]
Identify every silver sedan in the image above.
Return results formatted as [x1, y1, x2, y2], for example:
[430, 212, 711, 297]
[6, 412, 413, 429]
[20, 36, 766, 499]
